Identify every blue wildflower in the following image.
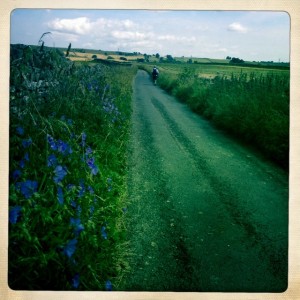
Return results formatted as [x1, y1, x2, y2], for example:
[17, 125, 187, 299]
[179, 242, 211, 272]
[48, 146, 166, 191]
[78, 180, 85, 198]
[47, 134, 57, 151]
[60, 115, 66, 121]
[19, 159, 25, 169]
[70, 218, 84, 235]
[101, 226, 108, 240]
[85, 147, 93, 156]
[57, 186, 64, 205]
[9, 206, 22, 224]
[105, 280, 112, 291]
[67, 183, 76, 191]
[67, 119, 73, 126]
[70, 200, 77, 208]
[76, 205, 82, 216]
[16, 126, 24, 136]
[16, 180, 38, 199]
[53, 165, 67, 183]
[88, 186, 94, 194]
[122, 207, 128, 214]
[81, 132, 87, 147]
[89, 205, 95, 215]
[12, 170, 22, 180]
[57, 140, 72, 155]
[87, 83, 92, 91]
[63, 239, 77, 258]
[22, 138, 32, 148]
[86, 157, 99, 175]
[24, 152, 29, 161]
[47, 154, 57, 167]
[72, 273, 80, 288]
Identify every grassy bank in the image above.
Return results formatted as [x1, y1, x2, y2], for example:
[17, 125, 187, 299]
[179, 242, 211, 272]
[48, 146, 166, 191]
[9, 44, 137, 290]
[141, 64, 289, 168]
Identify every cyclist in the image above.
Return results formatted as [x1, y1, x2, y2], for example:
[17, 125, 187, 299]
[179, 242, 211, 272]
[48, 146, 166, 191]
[152, 66, 159, 85]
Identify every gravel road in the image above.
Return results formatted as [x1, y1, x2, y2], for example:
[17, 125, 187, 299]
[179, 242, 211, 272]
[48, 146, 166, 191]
[122, 70, 288, 292]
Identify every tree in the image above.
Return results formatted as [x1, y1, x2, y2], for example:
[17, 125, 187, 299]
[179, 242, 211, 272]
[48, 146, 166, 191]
[155, 53, 160, 59]
[92, 55, 97, 59]
[166, 54, 174, 62]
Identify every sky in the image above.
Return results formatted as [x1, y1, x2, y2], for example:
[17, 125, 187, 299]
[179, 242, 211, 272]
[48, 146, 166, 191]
[10, 9, 290, 62]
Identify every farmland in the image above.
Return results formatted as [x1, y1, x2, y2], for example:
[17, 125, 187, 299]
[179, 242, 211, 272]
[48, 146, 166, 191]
[9, 44, 289, 290]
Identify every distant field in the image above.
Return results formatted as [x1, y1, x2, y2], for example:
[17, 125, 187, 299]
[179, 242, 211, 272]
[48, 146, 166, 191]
[66, 50, 144, 62]
[149, 63, 290, 80]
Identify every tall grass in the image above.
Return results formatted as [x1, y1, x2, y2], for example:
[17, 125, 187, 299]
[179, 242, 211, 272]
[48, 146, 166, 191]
[9, 44, 136, 290]
[150, 65, 289, 168]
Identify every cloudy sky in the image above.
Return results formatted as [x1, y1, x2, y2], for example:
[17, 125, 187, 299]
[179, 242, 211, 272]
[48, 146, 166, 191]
[10, 9, 290, 62]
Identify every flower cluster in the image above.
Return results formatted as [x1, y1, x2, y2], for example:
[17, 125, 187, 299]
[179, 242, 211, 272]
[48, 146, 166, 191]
[47, 134, 73, 156]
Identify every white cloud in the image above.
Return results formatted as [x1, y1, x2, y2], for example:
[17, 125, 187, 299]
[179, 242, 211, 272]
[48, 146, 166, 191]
[111, 30, 147, 40]
[48, 17, 93, 35]
[51, 31, 79, 43]
[227, 22, 248, 33]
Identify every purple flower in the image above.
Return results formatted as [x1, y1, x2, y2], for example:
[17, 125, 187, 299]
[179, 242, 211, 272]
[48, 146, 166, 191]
[47, 154, 57, 167]
[72, 273, 80, 288]
[22, 138, 32, 148]
[53, 165, 67, 183]
[101, 226, 108, 240]
[63, 239, 77, 258]
[12, 170, 22, 180]
[9, 206, 22, 224]
[70, 218, 84, 235]
[16, 126, 24, 136]
[16, 180, 38, 199]
[57, 186, 64, 205]
[105, 280, 112, 291]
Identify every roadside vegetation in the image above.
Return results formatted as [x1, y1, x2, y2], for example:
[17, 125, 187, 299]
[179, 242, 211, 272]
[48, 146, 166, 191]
[140, 63, 289, 168]
[9, 44, 136, 290]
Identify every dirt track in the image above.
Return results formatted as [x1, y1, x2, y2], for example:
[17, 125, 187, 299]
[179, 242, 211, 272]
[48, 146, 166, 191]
[122, 70, 288, 292]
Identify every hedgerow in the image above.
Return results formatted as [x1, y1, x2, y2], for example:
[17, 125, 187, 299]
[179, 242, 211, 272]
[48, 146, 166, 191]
[145, 64, 289, 168]
[9, 44, 136, 290]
